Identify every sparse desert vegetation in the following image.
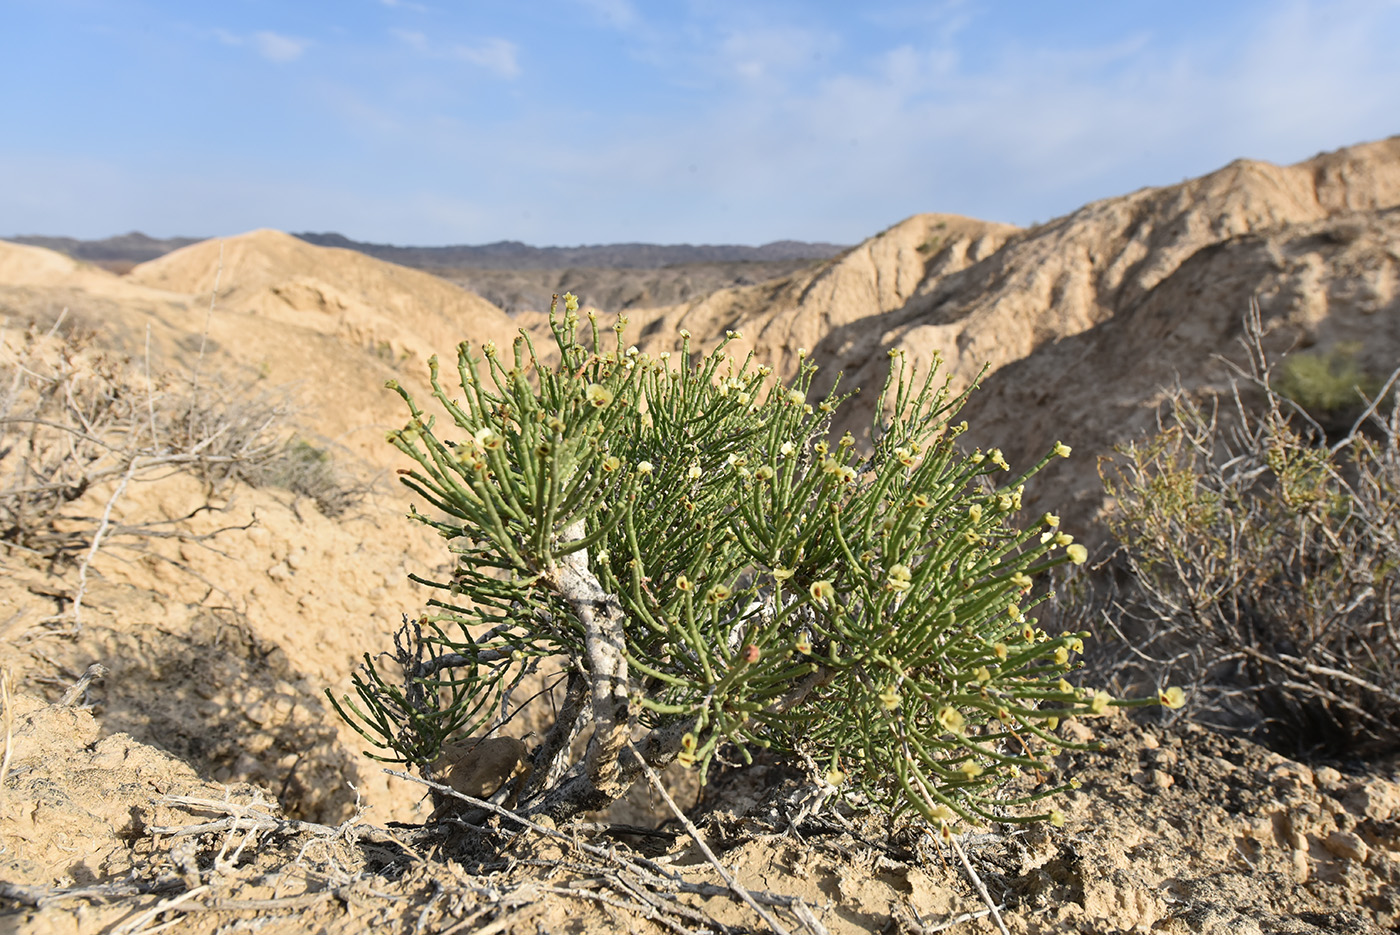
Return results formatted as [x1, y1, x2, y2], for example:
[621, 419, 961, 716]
[3, 137, 1400, 934]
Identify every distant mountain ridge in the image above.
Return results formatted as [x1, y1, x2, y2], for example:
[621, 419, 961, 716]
[292, 232, 850, 269]
[5, 231, 850, 273]
[9, 232, 203, 265]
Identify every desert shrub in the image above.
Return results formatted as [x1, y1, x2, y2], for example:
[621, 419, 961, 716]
[333, 295, 1164, 828]
[0, 321, 265, 554]
[1099, 310, 1400, 755]
[1274, 342, 1389, 435]
[251, 438, 369, 518]
[0, 315, 341, 624]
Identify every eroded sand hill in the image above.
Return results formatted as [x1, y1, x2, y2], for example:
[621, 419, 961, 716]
[609, 136, 1400, 528]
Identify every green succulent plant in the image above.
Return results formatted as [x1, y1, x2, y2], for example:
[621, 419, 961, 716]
[331, 293, 1161, 827]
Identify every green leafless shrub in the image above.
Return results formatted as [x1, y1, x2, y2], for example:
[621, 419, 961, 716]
[333, 295, 1163, 829]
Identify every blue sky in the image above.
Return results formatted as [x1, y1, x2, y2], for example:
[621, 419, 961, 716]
[3, 0, 1398, 246]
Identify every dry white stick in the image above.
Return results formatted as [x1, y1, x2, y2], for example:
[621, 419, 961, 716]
[112, 884, 210, 935]
[0, 667, 13, 789]
[59, 663, 108, 706]
[143, 323, 160, 451]
[948, 833, 1010, 935]
[72, 456, 141, 631]
[625, 741, 802, 935]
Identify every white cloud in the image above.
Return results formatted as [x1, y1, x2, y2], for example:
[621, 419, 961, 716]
[391, 29, 429, 52]
[716, 26, 839, 86]
[453, 38, 521, 79]
[253, 31, 310, 63]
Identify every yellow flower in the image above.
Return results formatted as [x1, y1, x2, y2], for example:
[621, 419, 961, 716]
[1043, 512, 1061, 528]
[586, 383, 614, 408]
[994, 642, 1008, 661]
[1054, 441, 1072, 458]
[602, 455, 621, 472]
[1011, 572, 1033, 591]
[474, 427, 503, 450]
[975, 666, 991, 683]
[1049, 810, 1065, 828]
[958, 760, 983, 780]
[1054, 646, 1069, 666]
[772, 567, 795, 581]
[687, 460, 702, 480]
[755, 465, 775, 481]
[1054, 532, 1074, 547]
[1008, 604, 1025, 623]
[967, 503, 983, 523]
[788, 389, 805, 405]
[636, 461, 654, 475]
[825, 768, 845, 787]
[989, 449, 1009, 470]
[780, 441, 796, 457]
[937, 707, 965, 733]
[676, 575, 693, 592]
[912, 493, 932, 509]
[1159, 686, 1186, 709]
[886, 564, 913, 592]
[809, 580, 835, 604]
[1090, 690, 1112, 715]
[1066, 544, 1088, 565]
[1058, 679, 1073, 694]
[878, 687, 901, 710]
[705, 584, 732, 605]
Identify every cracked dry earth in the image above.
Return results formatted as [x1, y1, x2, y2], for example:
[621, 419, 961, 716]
[3, 692, 1398, 935]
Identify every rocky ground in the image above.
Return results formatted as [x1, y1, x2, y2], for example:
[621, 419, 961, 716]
[4, 681, 1398, 934]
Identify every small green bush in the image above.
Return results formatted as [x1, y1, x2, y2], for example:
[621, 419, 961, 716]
[1100, 313, 1400, 754]
[333, 295, 1156, 826]
[1275, 342, 1388, 434]
[252, 438, 367, 518]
